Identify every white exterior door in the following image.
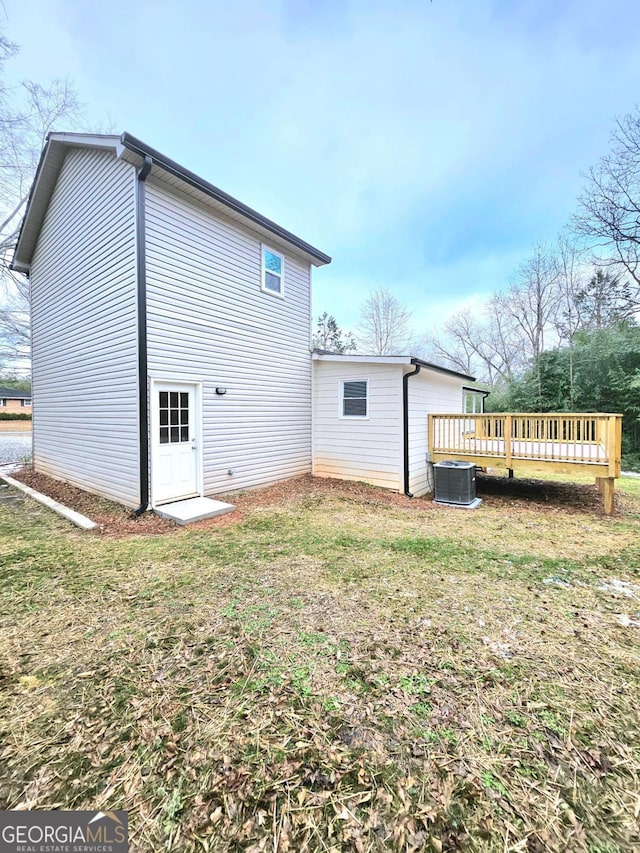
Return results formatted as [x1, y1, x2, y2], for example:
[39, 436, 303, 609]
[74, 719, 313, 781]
[152, 382, 200, 504]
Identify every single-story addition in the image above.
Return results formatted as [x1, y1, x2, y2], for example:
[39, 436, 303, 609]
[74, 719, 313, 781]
[0, 387, 32, 414]
[11, 130, 479, 516]
[313, 353, 483, 497]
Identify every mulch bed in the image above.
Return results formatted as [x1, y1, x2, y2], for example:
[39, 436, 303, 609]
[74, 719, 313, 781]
[7, 465, 607, 538]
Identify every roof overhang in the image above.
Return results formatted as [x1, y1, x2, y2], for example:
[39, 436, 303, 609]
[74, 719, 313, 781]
[0, 387, 31, 399]
[12, 131, 332, 273]
[313, 352, 414, 366]
[12, 134, 121, 273]
[313, 352, 475, 382]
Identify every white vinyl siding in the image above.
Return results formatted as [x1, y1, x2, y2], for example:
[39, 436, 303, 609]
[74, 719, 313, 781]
[144, 175, 313, 497]
[313, 361, 402, 490]
[29, 148, 139, 506]
[407, 369, 467, 496]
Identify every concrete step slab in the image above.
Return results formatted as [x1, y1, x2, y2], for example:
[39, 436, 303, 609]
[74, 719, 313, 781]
[154, 497, 235, 525]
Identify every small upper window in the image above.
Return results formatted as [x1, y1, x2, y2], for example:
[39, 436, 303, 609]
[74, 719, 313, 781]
[0, 399, 6, 407]
[262, 246, 284, 296]
[21, 399, 32, 407]
[341, 380, 368, 417]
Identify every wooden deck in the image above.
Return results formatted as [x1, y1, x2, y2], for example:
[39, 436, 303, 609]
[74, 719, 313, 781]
[428, 413, 623, 515]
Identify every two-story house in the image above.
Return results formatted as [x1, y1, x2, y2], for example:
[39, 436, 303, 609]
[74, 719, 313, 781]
[12, 133, 476, 518]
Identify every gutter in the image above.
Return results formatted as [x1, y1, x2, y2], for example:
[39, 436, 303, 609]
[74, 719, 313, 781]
[402, 362, 422, 497]
[119, 133, 332, 266]
[131, 155, 153, 517]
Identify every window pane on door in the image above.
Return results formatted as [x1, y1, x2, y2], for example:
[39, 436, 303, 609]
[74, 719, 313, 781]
[159, 390, 191, 443]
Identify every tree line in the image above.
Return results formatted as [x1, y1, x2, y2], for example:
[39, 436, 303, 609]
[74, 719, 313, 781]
[313, 107, 640, 465]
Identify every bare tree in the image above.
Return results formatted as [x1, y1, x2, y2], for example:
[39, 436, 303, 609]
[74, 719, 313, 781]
[573, 107, 640, 305]
[0, 30, 81, 373]
[427, 298, 525, 385]
[357, 287, 414, 355]
[427, 319, 477, 378]
[551, 235, 586, 406]
[494, 243, 560, 402]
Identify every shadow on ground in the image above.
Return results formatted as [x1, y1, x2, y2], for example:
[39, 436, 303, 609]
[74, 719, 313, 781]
[476, 472, 602, 513]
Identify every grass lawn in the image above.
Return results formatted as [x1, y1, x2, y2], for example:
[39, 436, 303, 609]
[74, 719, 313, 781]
[1, 473, 639, 851]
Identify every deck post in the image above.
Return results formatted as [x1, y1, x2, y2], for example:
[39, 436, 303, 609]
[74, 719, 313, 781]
[596, 477, 605, 494]
[428, 414, 434, 457]
[504, 415, 512, 471]
[608, 415, 622, 478]
[603, 478, 615, 516]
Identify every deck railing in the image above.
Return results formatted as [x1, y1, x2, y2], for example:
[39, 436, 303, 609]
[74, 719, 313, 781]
[428, 412, 622, 476]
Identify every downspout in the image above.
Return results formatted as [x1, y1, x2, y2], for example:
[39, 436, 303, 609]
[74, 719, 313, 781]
[402, 362, 421, 497]
[131, 155, 153, 517]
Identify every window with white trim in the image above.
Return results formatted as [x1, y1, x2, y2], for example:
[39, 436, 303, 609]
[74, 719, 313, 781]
[341, 380, 368, 417]
[463, 390, 484, 414]
[262, 246, 284, 296]
[0, 400, 5, 407]
[21, 399, 31, 407]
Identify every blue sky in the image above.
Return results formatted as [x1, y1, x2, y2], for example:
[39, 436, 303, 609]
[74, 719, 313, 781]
[4, 0, 640, 334]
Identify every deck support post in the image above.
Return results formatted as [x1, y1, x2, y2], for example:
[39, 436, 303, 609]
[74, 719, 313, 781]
[504, 415, 512, 471]
[596, 477, 605, 494]
[602, 478, 615, 516]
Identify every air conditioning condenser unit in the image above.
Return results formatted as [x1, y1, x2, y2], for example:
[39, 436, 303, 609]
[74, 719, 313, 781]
[433, 460, 481, 508]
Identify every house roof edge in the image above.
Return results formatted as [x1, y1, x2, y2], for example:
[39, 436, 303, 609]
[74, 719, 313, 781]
[119, 132, 331, 266]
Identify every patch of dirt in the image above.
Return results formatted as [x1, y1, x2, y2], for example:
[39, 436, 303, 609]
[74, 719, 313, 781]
[0, 421, 32, 432]
[10, 466, 176, 537]
[8, 466, 610, 539]
[8, 468, 427, 538]
[476, 472, 604, 513]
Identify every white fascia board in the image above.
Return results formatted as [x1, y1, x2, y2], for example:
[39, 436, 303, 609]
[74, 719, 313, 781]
[312, 353, 412, 365]
[48, 132, 121, 149]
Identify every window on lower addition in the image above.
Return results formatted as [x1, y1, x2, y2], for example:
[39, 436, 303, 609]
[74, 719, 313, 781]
[262, 246, 284, 296]
[341, 380, 368, 417]
[159, 391, 190, 444]
[21, 399, 31, 407]
[463, 391, 483, 414]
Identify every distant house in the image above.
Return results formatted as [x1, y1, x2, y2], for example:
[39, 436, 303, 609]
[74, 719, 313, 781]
[12, 132, 474, 510]
[0, 387, 32, 415]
